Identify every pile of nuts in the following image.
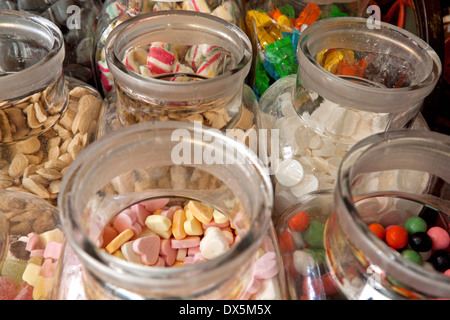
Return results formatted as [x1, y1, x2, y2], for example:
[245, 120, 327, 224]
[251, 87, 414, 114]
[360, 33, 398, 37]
[0, 84, 103, 205]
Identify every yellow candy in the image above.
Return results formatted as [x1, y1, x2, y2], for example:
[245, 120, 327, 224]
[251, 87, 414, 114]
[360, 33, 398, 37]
[22, 263, 42, 286]
[184, 217, 203, 236]
[32, 275, 54, 300]
[105, 228, 134, 253]
[39, 228, 65, 246]
[213, 210, 229, 224]
[277, 15, 293, 32]
[187, 201, 213, 224]
[113, 250, 126, 260]
[246, 10, 273, 29]
[145, 215, 172, 239]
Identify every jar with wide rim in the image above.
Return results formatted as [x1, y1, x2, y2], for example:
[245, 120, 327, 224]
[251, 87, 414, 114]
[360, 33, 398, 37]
[259, 17, 442, 219]
[95, 0, 245, 94]
[0, 10, 103, 206]
[58, 120, 287, 300]
[0, 0, 103, 86]
[0, 190, 65, 300]
[99, 10, 261, 144]
[276, 130, 450, 300]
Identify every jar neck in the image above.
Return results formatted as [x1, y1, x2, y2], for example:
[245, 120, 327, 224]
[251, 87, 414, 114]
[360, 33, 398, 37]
[0, 11, 68, 144]
[59, 121, 273, 299]
[294, 17, 441, 114]
[105, 11, 252, 130]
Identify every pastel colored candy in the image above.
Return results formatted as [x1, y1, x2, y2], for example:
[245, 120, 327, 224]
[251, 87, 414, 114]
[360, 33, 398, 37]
[131, 204, 150, 226]
[172, 209, 187, 240]
[145, 215, 172, 239]
[253, 252, 279, 280]
[141, 198, 170, 213]
[171, 236, 201, 249]
[187, 200, 214, 224]
[120, 240, 142, 264]
[99, 226, 118, 248]
[26, 232, 43, 252]
[41, 259, 57, 278]
[105, 229, 134, 254]
[200, 227, 229, 260]
[43, 241, 63, 260]
[160, 239, 177, 266]
[161, 206, 182, 220]
[132, 235, 161, 265]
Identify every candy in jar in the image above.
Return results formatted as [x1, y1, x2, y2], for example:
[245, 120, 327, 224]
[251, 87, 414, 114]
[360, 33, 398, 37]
[0, 11, 103, 206]
[258, 17, 441, 219]
[58, 121, 287, 300]
[95, 0, 244, 94]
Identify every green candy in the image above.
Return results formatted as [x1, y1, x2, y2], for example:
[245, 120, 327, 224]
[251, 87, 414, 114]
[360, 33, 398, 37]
[303, 220, 325, 249]
[303, 248, 326, 265]
[401, 249, 422, 265]
[265, 37, 298, 78]
[330, 5, 348, 18]
[404, 216, 427, 234]
[279, 4, 295, 18]
[1, 259, 27, 285]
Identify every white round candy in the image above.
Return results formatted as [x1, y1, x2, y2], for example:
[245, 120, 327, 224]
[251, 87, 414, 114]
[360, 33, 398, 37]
[290, 173, 319, 197]
[293, 250, 317, 277]
[275, 159, 304, 187]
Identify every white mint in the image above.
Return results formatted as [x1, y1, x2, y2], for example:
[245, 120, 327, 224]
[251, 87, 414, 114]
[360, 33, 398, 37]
[275, 159, 304, 187]
[293, 250, 317, 277]
[290, 173, 319, 197]
[325, 107, 360, 137]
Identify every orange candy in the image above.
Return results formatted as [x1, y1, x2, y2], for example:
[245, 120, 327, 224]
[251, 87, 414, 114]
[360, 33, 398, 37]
[288, 211, 310, 232]
[385, 225, 408, 249]
[368, 223, 386, 241]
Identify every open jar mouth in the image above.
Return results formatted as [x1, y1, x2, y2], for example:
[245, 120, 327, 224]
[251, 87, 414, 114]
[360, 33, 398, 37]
[0, 10, 65, 101]
[297, 17, 442, 112]
[335, 130, 450, 298]
[59, 121, 273, 298]
[104, 10, 252, 101]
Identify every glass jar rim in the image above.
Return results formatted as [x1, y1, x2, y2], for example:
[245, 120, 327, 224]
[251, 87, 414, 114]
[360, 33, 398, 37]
[297, 17, 442, 112]
[0, 10, 65, 101]
[58, 121, 274, 297]
[335, 130, 450, 298]
[104, 10, 252, 101]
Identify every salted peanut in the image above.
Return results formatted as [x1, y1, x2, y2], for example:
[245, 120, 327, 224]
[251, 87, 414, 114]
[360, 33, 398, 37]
[58, 108, 76, 131]
[23, 164, 38, 179]
[0, 174, 13, 188]
[25, 154, 41, 165]
[0, 110, 13, 142]
[44, 159, 67, 171]
[69, 87, 92, 99]
[47, 146, 60, 161]
[36, 168, 62, 181]
[11, 136, 41, 154]
[33, 102, 48, 123]
[59, 139, 71, 154]
[22, 177, 50, 199]
[23, 103, 42, 129]
[233, 106, 254, 131]
[48, 180, 61, 194]
[57, 153, 73, 166]
[8, 153, 29, 179]
[203, 110, 228, 129]
[4, 107, 29, 139]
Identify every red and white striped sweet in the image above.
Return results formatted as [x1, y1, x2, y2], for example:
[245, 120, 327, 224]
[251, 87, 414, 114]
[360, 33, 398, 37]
[182, 0, 210, 13]
[211, 1, 240, 25]
[184, 44, 216, 72]
[147, 42, 177, 75]
[196, 47, 231, 78]
[152, 1, 175, 11]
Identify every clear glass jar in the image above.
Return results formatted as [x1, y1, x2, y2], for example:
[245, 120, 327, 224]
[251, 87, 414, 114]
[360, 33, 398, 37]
[276, 130, 450, 300]
[99, 10, 261, 141]
[58, 121, 287, 300]
[95, 0, 244, 94]
[0, 190, 65, 300]
[0, 10, 103, 206]
[243, 0, 370, 97]
[0, 1, 103, 86]
[259, 17, 442, 219]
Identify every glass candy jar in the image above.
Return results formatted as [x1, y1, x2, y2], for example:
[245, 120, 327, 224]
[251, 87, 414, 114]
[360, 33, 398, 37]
[259, 17, 442, 219]
[276, 130, 450, 300]
[243, 0, 370, 97]
[96, 0, 244, 94]
[99, 10, 261, 143]
[0, 190, 65, 300]
[0, 10, 103, 206]
[58, 121, 287, 300]
[0, 0, 103, 86]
